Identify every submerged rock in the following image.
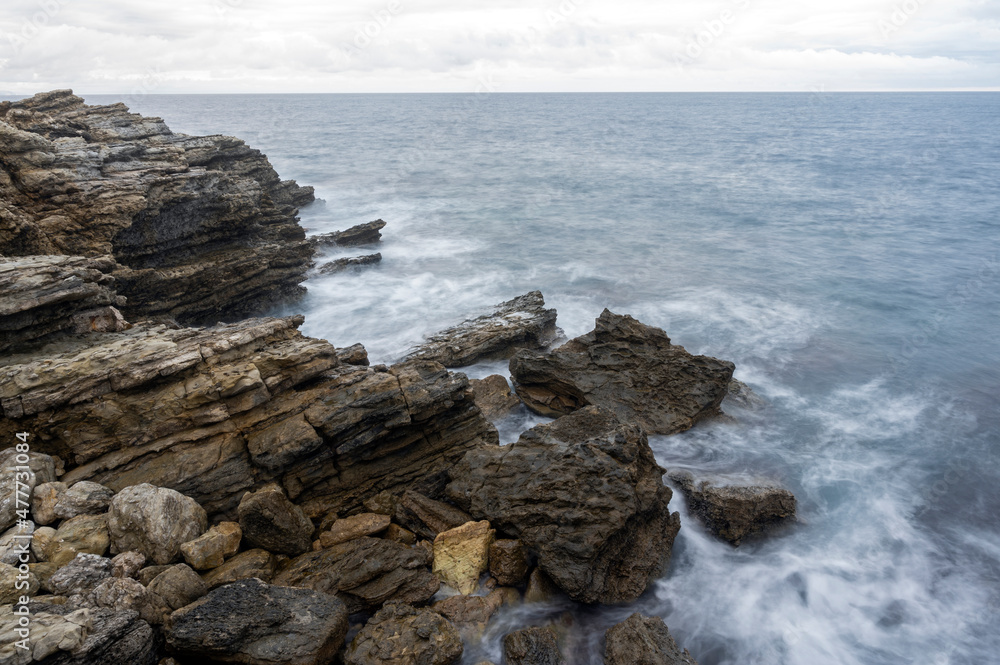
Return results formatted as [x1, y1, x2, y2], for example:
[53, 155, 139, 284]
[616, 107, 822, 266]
[447, 406, 680, 604]
[318, 252, 382, 274]
[344, 603, 463, 665]
[310, 219, 386, 247]
[604, 613, 699, 665]
[509, 310, 734, 435]
[725, 379, 767, 410]
[407, 291, 559, 368]
[503, 626, 564, 665]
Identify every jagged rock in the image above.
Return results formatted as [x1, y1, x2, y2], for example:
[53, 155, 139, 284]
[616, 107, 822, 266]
[336, 342, 370, 366]
[0, 561, 38, 603]
[1, 449, 56, 532]
[725, 379, 767, 410]
[407, 292, 559, 368]
[394, 490, 474, 541]
[179, 521, 241, 570]
[110, 551, 145, 579]
[201, 548, 278, 589]
[318, 252, 382, 274]
[433, 520, 494, 595]
[56, 482, 115, 520]
[43, 514, 111, 567]
[147, 564, 208, 610]
[47, 553, 113, 599]
[319, 513, 390, 548]
[310, 219, 386, 247]
[605, 613, 699, 665]
[0, 604, 90, 664]
[503, 627, 564, 665]
[524, 568, 559, 604]
[107, 484, 207, 565]
[166, 578, 349, 665]
[668, 472, 796, 546]
[363, 491, 397, 516]
[343, 603, 463, 665]
[135, 565, 172, 586]
[238, 483, 313, 557]
[470, 375, 522, 420]
[273, 536, 439, 614]
[23, 601, 157, 665]
[509, 310, 735, 434]
[0, 90, 315, 323]
[432, 588, 513, 636]
[489, 539, 530, 587]
[447, 407, 680, 604]
[92, 576, 170, 625]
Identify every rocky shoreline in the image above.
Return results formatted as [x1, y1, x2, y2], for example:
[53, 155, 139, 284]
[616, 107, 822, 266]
[1, 91, 796, 665]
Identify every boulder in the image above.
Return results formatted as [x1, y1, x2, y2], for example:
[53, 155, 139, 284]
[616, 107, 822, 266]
[273, 536, 440, 614]
[166, 578, 349, 665]
[503, 626, 564, 665]
[179, 521, 242, 570]
[407, 292, 559, 368]
[668, 472, 796, 546]
[147, 564, 208, 610]
[0, 604, 90, 664]
[0, 521, 33, 566]
[318, 253, 382, 274]
[107, 484, 207, 565]
[343, 603, 463, 665]
[447, 407, 680, 604]
[319, 513, 391, 548]
[47, 553, 113, 599]
[201, 548, 279, 589]
[310, 219, 386, 247]
[92, 577, 170, 625]
[433, 520, 494, 595]
[394, 490, 474, 540]
[44, 514, 111, 567]
[237, 483, 313, 556]
[470, 374, 522, 420]
[32, 482, 67, 526]
[489, 539, 530, 587]
[0, 449, 56, 532]
[0, 561, 38, 603]
[110, 551, 145, 579]
[509, 310, 734, 434]
[604, 613, 699, 665]
[54, 481, 115, 520]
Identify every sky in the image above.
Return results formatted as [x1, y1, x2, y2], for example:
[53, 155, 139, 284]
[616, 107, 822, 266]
[0, 0, 998, 94]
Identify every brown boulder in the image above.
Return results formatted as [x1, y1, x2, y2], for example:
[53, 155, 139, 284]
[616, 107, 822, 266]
[604, 613, 699, 665]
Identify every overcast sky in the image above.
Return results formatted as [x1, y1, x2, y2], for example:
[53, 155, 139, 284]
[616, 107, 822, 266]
[1, 0, 998, 94]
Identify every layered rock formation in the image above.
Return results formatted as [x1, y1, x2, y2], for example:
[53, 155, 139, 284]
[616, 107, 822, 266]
[0, 90, 314, 323]
[310, 219, 386, 248]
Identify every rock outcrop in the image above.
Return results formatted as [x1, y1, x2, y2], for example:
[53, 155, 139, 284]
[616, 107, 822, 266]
[604, 613, 699, 665]
[509, 310, 734, 434]
[0, 90, 314, 324]
[407, 291, 558, 368]
[310, 219, 386, 247]
[470, 375, 522, 421]
[447, 406, 680, 604]
[343, 603, 463, 665]
[318, 253, 382, 274]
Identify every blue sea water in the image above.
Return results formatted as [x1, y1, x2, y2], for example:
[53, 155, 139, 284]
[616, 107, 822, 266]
[87, 92, 1000, 665]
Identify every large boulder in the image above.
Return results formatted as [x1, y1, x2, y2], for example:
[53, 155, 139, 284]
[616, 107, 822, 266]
[106, 484, 207, 565]
[165, 578, 349, 665]
[343, 603, 463, 665]
[447, 406, 680, 604]
[509, 310, 734, 434]
[237, 484, 313, 556]
[407, 291, 558, 368]
[604, 613, 699, 665]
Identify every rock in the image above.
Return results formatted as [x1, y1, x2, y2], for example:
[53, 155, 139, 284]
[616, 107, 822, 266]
[432, 588, 512, 636]
[110, 551, 145, 579]
[0, 90, 315, 324]
[179, 521, 241, 570]
[238, 483, 313, 556]
[32, 482, 67, 525]
[107, 484, 207, 565]
[336, 342, 370, 366]
[503, 626, 564, 665]
[319, 513, 391, 548]
[45, 514, 111, 567]
[47, 553, 113, 599]
[136, 565, 173, 586]
[147, 564, 208, 611]
[447, 407, 680, 604]
[383, 523, 416, 546]
[509, 310, 735, 434]
[524, 568, 560, 604]
[433, 520, 494, 594]
[0, 521, 33, 566]
[1, 449, 56, 532]
[92, 576, 170, 625]
[318, 252, 382, 274]
[310, 219, 386, 247]
[470, 374, 523, 420]
[0, 604, 90, 664]
[407, 292, 559, 368]
[668, 472, 796, 546]
[55, 481, 115, 520]
[71, 306, 131, 334]
[605, 613, 699, 665]
[0, 561, 38, 603]
[343, 603, 463, 665]
[21, 601, 157, 665]
[31, 525, 56, 561]
[725, 379, 767, 410]
[166, 578, 349, 665]
[201, 548, 278, 589]
[394, 490, 475, 541]
[363, 491, 398, 515]
[490, 539, 530, 586]
[273, 536, 439, 614]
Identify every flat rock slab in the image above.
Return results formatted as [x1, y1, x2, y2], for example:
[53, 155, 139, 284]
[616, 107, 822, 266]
[509, 309, 735, 435]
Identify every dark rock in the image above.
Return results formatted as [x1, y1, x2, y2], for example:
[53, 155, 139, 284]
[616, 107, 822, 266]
[309, 219, 386, 247]
[237, 483, 314, 556]
[407, 291, 558, 368]
[336, 343, 370, 366]
[432, 588, 513, 636]
[509, 310, 734, 434]
[524, 568, 560, 604]
[471, 375, 522, 420]
[318, 252, 381, 274]
[394, 490, 474, 540]
[165, 578, 349, 665]
[344, 602, 463, 665]
[668, 472, 796, 546]
[503, 626, 564, 665]
[604, 613, 699, 665]
[490, 539, 530, 587]
[447, 406, 680, 604]
[24, 601, 157, 665]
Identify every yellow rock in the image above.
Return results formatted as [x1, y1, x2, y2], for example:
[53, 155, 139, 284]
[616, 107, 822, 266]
[432, 520, 494, 595]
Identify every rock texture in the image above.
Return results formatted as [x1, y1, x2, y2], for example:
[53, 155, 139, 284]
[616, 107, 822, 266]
[489, 539, 530, 587]
[0, 90, 315, 324]
[503, 627, 564, 665]
[318, 252, 382, 274]
[310, 219, 386, 247]
[470, 375, 522, 420]
[106, 484, 207, 565]
[407, 291, 559, 368]
[238, 483, 313, 557]
[669, 472, 797, 546]
[509, 310, 734, 434]
[394, 490, 474, 541]
[433, 520, 494, 595]
[343, 603, 463, 665]
[604, 613, 699, 665]
[166, 578, 349, 665]
[447, 406, 680, 604]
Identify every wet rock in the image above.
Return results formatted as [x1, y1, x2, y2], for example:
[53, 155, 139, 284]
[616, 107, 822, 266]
[310, 219, 386, 247]
[668, 472, 796, 546]
[509, 310, 734, 434]
[432, 588, 512, 636]
[238, 483, 313, 556]
[179, 521, 241, 570]
[604, 613, 699, 665]
[147, 564, 208, 610]
[319, 513, 391, 548]
[433, 520, 494, 595]
[407, 291, 559, 368]
[166, 578, 349, 665]
[343, 602, 463, 665]
[273, 536, 439, 614]
[107, 484, 207, 565]
[490, 539, 530, 587]
[447, 406, 680, 604]
[471, 374, 522, 420]
[394, 490, 474, 541]
[201, 548, 278, 589]
[319, 252, 382, 274]
[503, 626, 564, 665]
[725, 379, 767, 410]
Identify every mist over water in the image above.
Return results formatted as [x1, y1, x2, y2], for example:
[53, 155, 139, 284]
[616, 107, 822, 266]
[95, 92, 1000, 664]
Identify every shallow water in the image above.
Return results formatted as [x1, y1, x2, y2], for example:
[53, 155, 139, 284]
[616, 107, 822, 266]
[89, 92, 1000, 664]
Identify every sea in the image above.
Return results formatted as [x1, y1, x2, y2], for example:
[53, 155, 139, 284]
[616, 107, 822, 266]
[82, 92, 999, 665]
